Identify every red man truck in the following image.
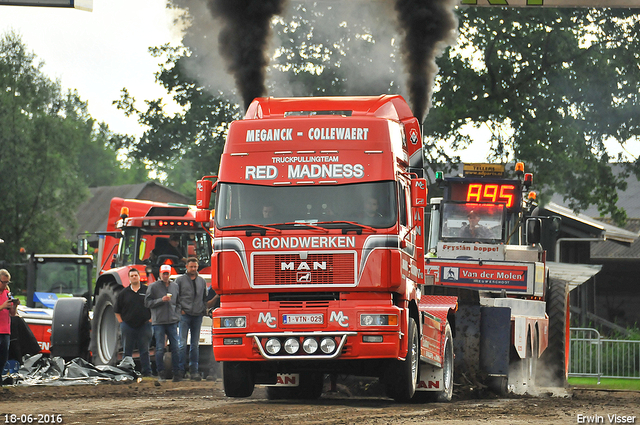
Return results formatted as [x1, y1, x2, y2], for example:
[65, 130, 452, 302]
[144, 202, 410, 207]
[195, 95, 458, 402]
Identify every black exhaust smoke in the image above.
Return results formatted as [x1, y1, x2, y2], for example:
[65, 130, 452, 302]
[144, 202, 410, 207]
[207, 0, 287, 110]
[393, 0, 458, 121]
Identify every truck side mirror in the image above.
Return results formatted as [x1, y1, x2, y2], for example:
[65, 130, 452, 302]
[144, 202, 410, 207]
[411, 178, 428, 207]
[196, 179, 214, 209]
[526, 218, 541, 245]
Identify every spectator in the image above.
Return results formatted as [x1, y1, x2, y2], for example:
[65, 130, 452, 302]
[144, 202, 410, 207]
[114, 268, 152, 377]
[176, 258, 207, 381]
[144, 264, 183, 382]
[0, 269, 18, 383]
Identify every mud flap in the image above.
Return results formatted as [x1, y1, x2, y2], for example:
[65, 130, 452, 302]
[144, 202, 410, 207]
[416, 362, 443, 392]
[453, 305, 482, 380]
[480, 306, 511, 379]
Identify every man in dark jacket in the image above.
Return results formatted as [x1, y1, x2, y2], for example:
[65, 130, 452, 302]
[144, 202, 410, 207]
[176, 257, 207, 381]
[115, 268, 152, 377]
[144, 264, 183, 381]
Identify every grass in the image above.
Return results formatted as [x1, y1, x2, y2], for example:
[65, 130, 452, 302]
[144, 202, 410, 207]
[569, 377, 640, 391]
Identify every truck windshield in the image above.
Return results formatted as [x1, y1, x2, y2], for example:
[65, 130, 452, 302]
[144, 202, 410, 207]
[440, 202, 505, 242]
[36, 261, 91, 297]
[216, 181, 397, 229]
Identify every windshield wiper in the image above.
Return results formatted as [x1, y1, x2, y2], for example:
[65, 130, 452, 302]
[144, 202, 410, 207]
[219, 224, 282, 235]
[315, 220, 377, 234]
[271, 222, 330, 233]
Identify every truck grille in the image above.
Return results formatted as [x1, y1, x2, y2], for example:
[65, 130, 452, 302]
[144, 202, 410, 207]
[252, 253, 355, 286]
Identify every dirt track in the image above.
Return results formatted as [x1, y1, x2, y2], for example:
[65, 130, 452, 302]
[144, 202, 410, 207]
[2, 378, 640, 425]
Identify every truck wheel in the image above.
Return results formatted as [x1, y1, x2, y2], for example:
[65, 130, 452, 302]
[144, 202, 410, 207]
[50, 297, 91, 361]
[91, 284, 122, 366]
[266, 372, 324, 400]
[222, 361, 254, 397]
[385, 318, 419, 402]
[435, 324, 454, 402]
[540, 279, 569, 387]
[412, 323, 454, 403]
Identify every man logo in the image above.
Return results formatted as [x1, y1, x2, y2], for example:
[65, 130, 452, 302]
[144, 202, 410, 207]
[330, 311, 349, 327]
[281, 261, 326, 271]
[258, 312, 277, 328]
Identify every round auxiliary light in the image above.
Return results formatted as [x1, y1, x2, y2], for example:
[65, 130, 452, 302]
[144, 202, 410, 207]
[284, 337, 300, 354]
[302, 338, 319, 354]
[362, 315, 374, 326]
[265, 338, 281, 355]
[320, 337, 337, 354]
[235, 317, 246, 328]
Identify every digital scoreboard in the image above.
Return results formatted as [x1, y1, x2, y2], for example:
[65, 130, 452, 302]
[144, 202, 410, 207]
[445, 179, 523, 213]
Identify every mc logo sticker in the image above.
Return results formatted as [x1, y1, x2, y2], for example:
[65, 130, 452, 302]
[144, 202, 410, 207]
[258, 312, 277, 328]
[330, 311, 349, 328]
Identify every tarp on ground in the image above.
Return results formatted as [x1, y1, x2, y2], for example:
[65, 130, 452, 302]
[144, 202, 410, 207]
[3, 354, 138, 386]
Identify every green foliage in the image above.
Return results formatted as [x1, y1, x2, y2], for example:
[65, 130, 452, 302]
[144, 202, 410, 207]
[426, 8, 640, 225]
[0, 32, 145, 262]
[114, 44, 241, 200]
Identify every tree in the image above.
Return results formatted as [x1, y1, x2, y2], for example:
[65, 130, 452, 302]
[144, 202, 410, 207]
[425, 7, 640, 224]
[0, 32, 144, 263]
[114, 44, 242, 198]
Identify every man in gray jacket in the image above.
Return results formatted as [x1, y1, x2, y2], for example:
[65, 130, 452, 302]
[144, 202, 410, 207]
[176, 257, 208, 381]
[144, 264, 183, 382]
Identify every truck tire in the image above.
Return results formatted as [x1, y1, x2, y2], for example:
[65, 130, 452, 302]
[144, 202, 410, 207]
[266, 372, 324, 400]
[91, 284, 122, 366]
[540, 279, 569, 387]
[50, 297, 91, 361]
[222, 361, 254, 397]
[412, 323, 454, 403]
[435, 324, 454, 402]
[385, 318, 419, 402]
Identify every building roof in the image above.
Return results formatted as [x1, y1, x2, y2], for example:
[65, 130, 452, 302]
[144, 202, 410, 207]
[549, 164, 640, 219]
[542, 202, 639, 244]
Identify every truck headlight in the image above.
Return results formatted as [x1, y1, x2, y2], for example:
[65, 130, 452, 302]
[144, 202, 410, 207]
[265, 338, 281, 354]
[302, 337, 318, 354]
[213, 316, 246, 328]
[284, 337, 300, 354]
[360, 314, 397, 326]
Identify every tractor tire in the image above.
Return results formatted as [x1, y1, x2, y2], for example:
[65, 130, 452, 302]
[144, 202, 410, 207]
[50, 297, 91, 361]
[222, 361, 254, 397]
[266, 372, 324, 400]
[539, 278, 569, 387]
[385, 318, 419, 402]
[91, 284, 122, 366]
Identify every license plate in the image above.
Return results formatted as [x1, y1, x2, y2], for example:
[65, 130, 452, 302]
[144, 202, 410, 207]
[282, 314, 323, 325]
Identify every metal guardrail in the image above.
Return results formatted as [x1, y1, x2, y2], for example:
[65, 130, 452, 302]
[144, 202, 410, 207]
[569, 327, 640, 383]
